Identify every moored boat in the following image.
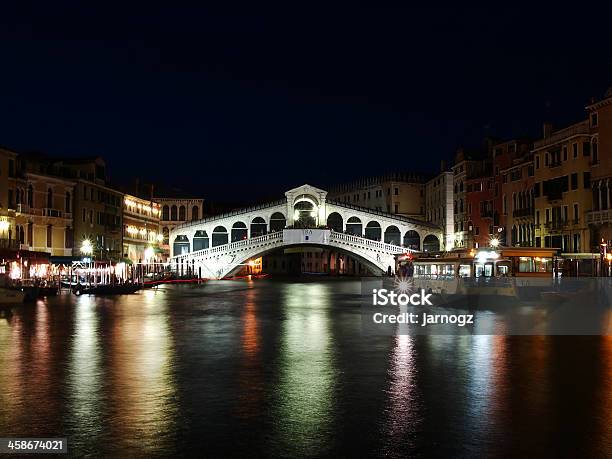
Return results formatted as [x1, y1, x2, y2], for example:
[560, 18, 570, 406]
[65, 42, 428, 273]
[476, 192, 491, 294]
[73, 284, 141, 295]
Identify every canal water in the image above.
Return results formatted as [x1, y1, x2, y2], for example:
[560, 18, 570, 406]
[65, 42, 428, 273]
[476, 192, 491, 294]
[0, 280, 611, 457]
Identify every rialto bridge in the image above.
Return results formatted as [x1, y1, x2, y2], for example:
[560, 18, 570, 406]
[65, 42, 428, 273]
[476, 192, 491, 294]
[170, 184, 443, 279]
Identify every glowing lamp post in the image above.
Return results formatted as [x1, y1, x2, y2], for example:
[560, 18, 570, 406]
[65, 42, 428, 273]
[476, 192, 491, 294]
[81, 239, 93, 257]
[490, 237, 500, 248]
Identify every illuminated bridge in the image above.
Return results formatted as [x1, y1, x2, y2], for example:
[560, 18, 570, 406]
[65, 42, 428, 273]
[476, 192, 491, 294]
[170, 184, 443, 279]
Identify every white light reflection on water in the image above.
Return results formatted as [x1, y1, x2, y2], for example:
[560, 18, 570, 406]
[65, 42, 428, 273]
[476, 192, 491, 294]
[67, 295, 103, 448]
[380, 334, 420, 456]
[104, 290, 178, 455]
[270, 283, 338, 457]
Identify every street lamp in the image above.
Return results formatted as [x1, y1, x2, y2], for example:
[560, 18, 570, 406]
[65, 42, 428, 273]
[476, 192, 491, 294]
[490, 237, 500, 248]
[81, 239, 93, 256]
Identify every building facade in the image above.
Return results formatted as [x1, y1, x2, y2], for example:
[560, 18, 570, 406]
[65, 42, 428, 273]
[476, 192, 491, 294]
[425, 170, 454, 249]
[122, 194, 161, 263]
[532, 121, 594, 253]
[586, 88, 612, 251]
[0, 148, 18, 249]
[451, 149, 488, 249]
[501, 154, 535, 247]
[157, 197, 204, 258]
[328, 173, 426, 218]
[69, 159, 121, 260]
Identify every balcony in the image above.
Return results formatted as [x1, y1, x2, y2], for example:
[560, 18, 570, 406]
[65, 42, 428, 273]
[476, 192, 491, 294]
[544, 220, 569, 232]
[512, 208, 533, 218]
[587, 209, 612, 224]
[16, 204, 71, 219]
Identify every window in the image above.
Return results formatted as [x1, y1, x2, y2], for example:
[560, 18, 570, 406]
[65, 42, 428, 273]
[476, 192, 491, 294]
[46, 225, 52, 248]
[192, 206, 199, 221]
[535, 155, 540, 169]
[65, 227, 73, 248]
[573, 204, 579, 222]
[387, 188, 390, 196]
[545, 208, 550, 224]
[171, 205, 177, 221]
[82, 208, 86, 222]
[162, 205, 169, 220]
[394, 188, 398, 195]
[591, 113, 598, 127]
[583, 142, 591, 156]
[571, 173, 578, 190]
[563, 205, 568, 222]
[65, 192, 71, 212]
[573, 143, 578, 158]
[544, 153, 549, 166]
[536, 210, 540, 225]
[593, 142, 598, 164]
[47, 188, 53, 208]
[563, 146, 568, 161]
[8, 159, 14, 177]
[394, 204, 398, 213]
[583, 172, 591, 188]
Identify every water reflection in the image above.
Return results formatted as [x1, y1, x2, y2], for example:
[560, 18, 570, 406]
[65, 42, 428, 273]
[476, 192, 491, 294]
[104, 290, 178, 455]
[235, 287, 264, 420]
[67, 296, 103, 451]
[271, 283, 338, 456]
[380, 335, 419, 456]
[0, 282, 611, 456]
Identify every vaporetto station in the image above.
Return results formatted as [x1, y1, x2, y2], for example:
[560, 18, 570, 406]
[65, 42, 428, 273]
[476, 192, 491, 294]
[170, 184, 443, 279]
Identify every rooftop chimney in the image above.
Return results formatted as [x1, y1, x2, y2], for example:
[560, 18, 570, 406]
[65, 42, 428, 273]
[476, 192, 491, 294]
[543, 122, 553, 139]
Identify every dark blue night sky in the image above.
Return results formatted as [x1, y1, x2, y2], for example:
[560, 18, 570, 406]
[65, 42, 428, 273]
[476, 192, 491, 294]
[1, 5, 611, 201]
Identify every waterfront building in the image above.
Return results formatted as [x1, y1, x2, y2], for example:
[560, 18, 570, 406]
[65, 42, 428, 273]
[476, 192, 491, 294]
[586, 88, 612, 250]
[0, 148, 18, 249]
[156, 196, 204, 259]
[451, 148, 488, 249]
[53, 157, 124, 260]
[327, 173, 426, 219]
[425, 167, 454, 250]
[532, 121, 594, 253]
[7, 152, 76, 257]
[501, 152, 535, 247]
[465, 171, 496, 248]
[122, 193, 161, 263]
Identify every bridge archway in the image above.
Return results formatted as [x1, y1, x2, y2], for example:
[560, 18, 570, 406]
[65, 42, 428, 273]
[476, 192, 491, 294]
[250, 217, 267, 237]
[365, 221, 382, 241]
[231, 221, 248, 242]
[224, 243, 385, 278]
[293, 199, 317, 227]
[173, 235, 190, 256]
[270, 212, 286, 232]
[423, 234, 440, 252]
[346, 216, 362, 236]
[212, 226, 228, 247]
[403, 230, 420, 250]
[193, 230, 209, 251]
[327, 212, 343, 232]
[384, 225, 401, 245]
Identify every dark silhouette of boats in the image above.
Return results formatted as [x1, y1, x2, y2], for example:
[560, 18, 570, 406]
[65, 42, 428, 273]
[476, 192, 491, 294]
[72, 283, 141, 296]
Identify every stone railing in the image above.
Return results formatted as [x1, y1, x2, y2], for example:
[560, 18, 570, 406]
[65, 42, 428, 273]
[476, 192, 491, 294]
[185, 231, 283, 258]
